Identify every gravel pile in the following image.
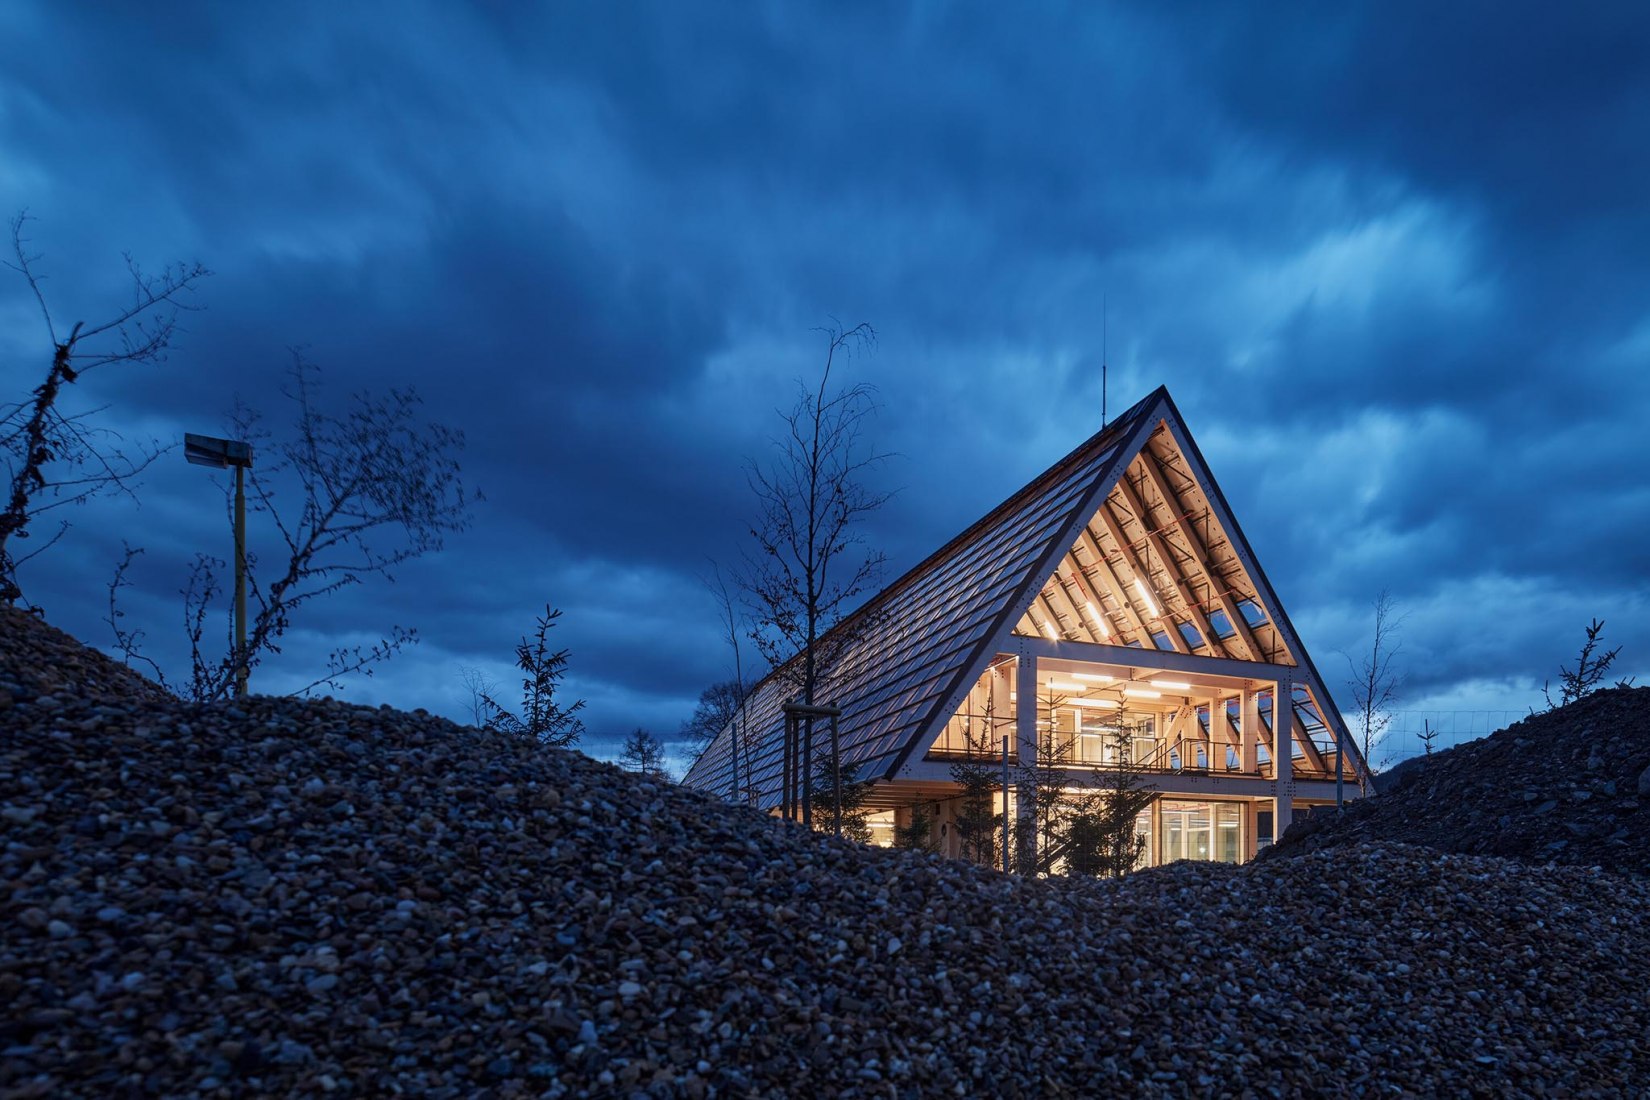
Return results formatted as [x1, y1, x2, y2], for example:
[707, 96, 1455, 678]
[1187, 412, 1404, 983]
[1270, 686, 1650, 878]
[5, 606, 1649, 1097]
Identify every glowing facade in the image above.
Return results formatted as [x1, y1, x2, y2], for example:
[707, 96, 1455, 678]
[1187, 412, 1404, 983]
[683, 387, 1365, 865]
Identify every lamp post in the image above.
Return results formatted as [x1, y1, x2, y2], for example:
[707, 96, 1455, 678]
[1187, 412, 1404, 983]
[184, 433, 253, 698]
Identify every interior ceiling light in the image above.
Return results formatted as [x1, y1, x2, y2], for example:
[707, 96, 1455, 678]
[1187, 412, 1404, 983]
[1124, 688, 1162, 699]
[1071, 672, 1114, 682]
[1150, 680, 1192, 690]
[1069, 698, 1122, 709]
[1045, 680, 1087, 692]
[1083, 600, 1113, 639]
[1134, 579, 1161, 618]
[1040, 620, 1059, 641]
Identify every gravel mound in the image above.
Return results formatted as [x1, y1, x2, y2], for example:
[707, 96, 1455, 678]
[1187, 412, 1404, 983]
[1269, 686, 1650, 878]
[5, 608, 1649, 1097]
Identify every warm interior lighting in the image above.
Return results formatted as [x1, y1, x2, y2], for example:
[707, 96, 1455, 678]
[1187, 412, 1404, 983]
[1046, 680, 1087, 692]
[1068, 698, 1122, 709]
[1071, 672, 1114, 682]
[1040, 619, 1058, 640]
[1150, 680, 1192, 690]
[1124, 688, 1162, 699]
[1134, 578, 1161, 618]
[1083, 601, 1112, 639]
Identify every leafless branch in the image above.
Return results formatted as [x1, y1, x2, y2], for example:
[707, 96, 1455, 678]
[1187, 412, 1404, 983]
[1, 212, 209, 603]
[103, 543, 169, 686]
[1342, 589, 1406, 792]
[175, 353, 474, 700]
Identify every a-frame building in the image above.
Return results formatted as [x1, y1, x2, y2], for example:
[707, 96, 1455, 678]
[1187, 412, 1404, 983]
[684, 387, 1365, 866]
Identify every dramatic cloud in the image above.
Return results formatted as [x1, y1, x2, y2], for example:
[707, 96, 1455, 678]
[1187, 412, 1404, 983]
[3, 3, 1646, 765]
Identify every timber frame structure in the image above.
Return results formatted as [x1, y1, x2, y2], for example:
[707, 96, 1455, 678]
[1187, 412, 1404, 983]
[684, 387, 1367, 866]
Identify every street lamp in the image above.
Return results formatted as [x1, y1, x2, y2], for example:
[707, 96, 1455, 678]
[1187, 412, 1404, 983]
[184, 433, 253, 698]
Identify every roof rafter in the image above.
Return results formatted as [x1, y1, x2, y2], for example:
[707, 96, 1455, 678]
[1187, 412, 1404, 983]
[1075, 525, 1156, 647]
[1114, 466, 1226, 659]
[1137, 443, 1265, 663]
[1093, 498, 1192, 654]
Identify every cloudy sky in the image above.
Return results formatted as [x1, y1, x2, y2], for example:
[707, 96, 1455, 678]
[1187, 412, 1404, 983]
[3, 2, 1646, 766]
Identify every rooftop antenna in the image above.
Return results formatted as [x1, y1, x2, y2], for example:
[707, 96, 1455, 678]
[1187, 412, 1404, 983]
[1102, 294, 1109, 431]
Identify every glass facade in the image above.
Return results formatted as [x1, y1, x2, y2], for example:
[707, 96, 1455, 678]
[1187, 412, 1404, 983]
[1159, 801, 1243, 865]
[929, 661, 1017, 756]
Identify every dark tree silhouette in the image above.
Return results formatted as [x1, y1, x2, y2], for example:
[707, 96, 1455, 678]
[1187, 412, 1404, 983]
[1345, 590, 1404, 792]
[1, 213, 208, 604]
[1545, 618, 1628, 709]
[175, 355, 475, 700]
[481, 604, 586, 748]
[742, 322, 890, 825]
[619, 727, 668, 778]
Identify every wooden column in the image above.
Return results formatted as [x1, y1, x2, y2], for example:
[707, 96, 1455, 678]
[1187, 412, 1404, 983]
[1273, 676, 1293, 838]
[1240, 688, 1260, 773]
[1015, 654, 1038, 873]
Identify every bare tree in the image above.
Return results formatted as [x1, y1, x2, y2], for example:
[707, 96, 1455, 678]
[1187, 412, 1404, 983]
[1, 213, 209, 603]
[1344, 589, 1404, 794]
[481, 604, 586, 747]
[681, 679, 748, 750]
[458, 665, 499, 728]
[619, 727, 668, 778]
[104, 542, 168, 686]
[681, 678, 749, 784]
[696, 562, 758, 803]
[1544, 618, 1627, 710]
[176, 355, 475, 700]
[742, 322, 890, 824]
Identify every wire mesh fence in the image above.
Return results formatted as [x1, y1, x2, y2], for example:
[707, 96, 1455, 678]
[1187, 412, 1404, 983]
[1372, 709, 1528, 768]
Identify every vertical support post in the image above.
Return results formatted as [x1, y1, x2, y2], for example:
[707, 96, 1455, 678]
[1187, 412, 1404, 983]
[234, 463, 248, 699]
[729, 710, 740, 805]
[1240, 688, 1259, 773]
[802, 717, 814, 830]
[1014, 654, 1038, 874]
[1241, 800, 1259, 862]
[1150, 799, 1164, 868]
[1000, 735, 1011, 874]
[1273, 677, 1293, 839]
[1335, 706, 1345, 812]
[830, 714, 842, 840]
[781, 713, 794, 821]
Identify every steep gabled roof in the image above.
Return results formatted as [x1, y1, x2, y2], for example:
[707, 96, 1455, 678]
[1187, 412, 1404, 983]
[683, 387, 1358, 805]
[683, 389, 1163, 801]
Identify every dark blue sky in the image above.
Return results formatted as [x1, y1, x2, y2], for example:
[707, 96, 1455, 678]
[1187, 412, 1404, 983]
[3, 2, 1646, 765]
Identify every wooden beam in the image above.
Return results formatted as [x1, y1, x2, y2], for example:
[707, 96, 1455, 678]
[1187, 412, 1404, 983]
[1075, 525, 1155, 646]
[1137, 445, 1265, 663]
[1291, 707, 1328, 774]
[1094, 498, 1192, 654]
[893, 756, 1347, 800]
[1045, 561, 1103, 646]
[1115, 469, 1228, 659]
[1057, 558, 1116, 643]
[1014, 634, 1297, 683]
[1032, 594, 1065, 639]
